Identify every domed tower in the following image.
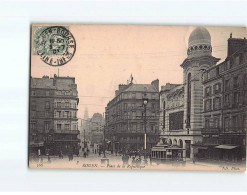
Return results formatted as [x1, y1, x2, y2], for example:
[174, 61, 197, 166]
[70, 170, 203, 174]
[180, 27, 220, 158]
[187, 27, 212, 58]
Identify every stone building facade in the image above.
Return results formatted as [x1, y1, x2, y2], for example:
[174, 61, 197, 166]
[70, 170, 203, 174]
[198, 36, 247, 162]
[89, 113, 105, 145]
[105, 79, 160, 154]
[29, 75, 80, 156]
[159, 27, 220, 159]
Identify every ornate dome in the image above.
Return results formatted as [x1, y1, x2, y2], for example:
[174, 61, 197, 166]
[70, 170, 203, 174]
[187, 27, 212, 58]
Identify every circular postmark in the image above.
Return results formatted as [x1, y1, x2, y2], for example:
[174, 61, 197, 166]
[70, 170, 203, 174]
[34, 26, 76, 66]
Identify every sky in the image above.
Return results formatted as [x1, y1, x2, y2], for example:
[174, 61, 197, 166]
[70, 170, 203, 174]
[31, 25, 247, 118]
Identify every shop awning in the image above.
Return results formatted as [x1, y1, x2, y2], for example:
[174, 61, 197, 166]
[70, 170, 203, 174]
[193, 145, 208, 149]
[215, 145, 238, 150]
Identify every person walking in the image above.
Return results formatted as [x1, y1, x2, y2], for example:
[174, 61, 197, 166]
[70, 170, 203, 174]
[131, 156, 136, 167]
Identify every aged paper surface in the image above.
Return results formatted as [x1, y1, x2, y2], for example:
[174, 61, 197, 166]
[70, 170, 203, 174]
[29, 24, 246, 171]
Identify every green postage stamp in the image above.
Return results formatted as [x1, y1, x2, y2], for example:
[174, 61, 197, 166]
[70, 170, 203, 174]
[32, 25, 76, 66]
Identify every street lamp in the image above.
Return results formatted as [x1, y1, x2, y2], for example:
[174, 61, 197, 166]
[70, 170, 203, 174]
[143, 98, 148, 159]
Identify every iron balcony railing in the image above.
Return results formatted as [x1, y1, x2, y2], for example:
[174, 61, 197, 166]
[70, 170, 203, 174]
[54, 130, 80, 134]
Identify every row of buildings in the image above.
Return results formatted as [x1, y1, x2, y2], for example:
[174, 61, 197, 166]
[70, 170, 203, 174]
[79, 111, 105, 150]
[29, 75, 80, 156]
[105, 27, 247, 163]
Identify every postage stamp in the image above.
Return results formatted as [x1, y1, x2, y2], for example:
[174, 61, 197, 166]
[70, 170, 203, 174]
[32, 25, 76, 66]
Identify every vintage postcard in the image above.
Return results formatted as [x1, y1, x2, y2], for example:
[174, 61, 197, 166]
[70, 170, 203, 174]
[29, 24, 247, 171]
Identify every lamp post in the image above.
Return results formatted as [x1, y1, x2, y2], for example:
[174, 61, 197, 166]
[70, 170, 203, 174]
[143, 98, 148, 159]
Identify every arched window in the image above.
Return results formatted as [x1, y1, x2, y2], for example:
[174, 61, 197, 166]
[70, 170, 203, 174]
[179, 139, 183, 148]
[163, 101, 166, 129]
[187, 73, 191, 128]
[173, 139, 177, 146]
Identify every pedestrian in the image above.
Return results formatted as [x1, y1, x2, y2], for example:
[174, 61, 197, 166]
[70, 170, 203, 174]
[125, 154, 129, 165]
[70, 152, 73, 161]
[131, 156, 136, 167]
[122, 154, 125, 166]
[135, 156, 141, 168]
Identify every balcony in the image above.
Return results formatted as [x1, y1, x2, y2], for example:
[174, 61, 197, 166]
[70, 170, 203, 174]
[55, 130, 80, 134]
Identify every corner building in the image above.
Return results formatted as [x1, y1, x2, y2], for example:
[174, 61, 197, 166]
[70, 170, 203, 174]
[105, 79, 160, 154]
[29, 75, 80, 156]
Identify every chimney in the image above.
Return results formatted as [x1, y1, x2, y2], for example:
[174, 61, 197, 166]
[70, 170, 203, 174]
[118, 84, 127, 92]
[227, 36, 247, 57]
[151, 79, 159, 91]
[115, 90, 119, 97]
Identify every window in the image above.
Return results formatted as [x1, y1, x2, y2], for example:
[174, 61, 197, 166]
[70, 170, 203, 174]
[169, 111, 184, 130]
[239, 54, 243, 64]
[205, 99, 212, 111]
[45, 101, 50, 109]
[216, 67, 219, 76]
[163, 101, 166, 129]
[131, 103, 135, 108]
[152, 103, 155, 109]
[31, 100, 36, 111]
[65, 102, 69, 108]
[214, 83, 221, 94]
[205, 86, 211, 97]
[65, 124, 70, 130]
[225, 79, 230, 91]
[31, 90, 36, 96]
[45, 111, 49, 117]
[232, 116, 238, 131]
[236, 56, 240, 65]
[233, 76, 240, 88]
[233, 92, 240, 106]
[64, 111, 69, 118]
[44, 121, 50, 130]
[244, 91, 247, 105]
[214, 118, 219, 128]
[205, 118, 210, 128]
[213, 97, 221, 110]
[152, 94, 155, 100]
[150, 124, 155, 132]
[57, 124, 62, 130]
[132, 93, 136, 99]
[244, 74, 247, 86]
[225, 94, 230, 107]
[224, 118, 230, 132]
[132, 123, 137, 132]
[124, 103, 127, 109]
[30, 122, 36, 130]
[57, 102, 61, 108]
[132, 111, 136, 119]
[56, 111, 61, 118]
